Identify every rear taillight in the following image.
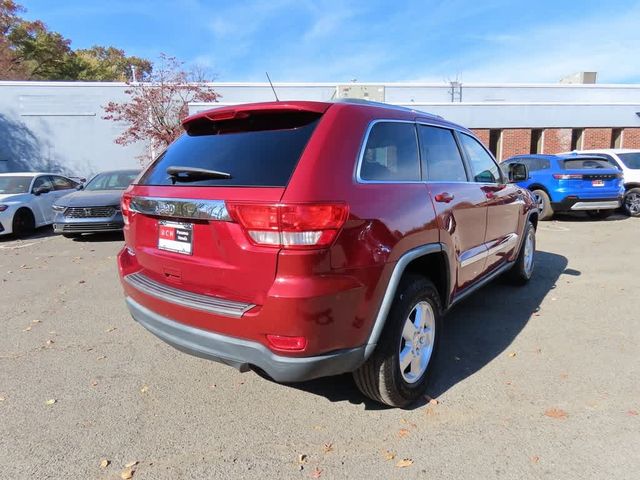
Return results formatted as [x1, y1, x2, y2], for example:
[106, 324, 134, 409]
[266, 334, 307, 351]
[226, 202, 349, 249]
[121, 193, 132, 225]
[553, 174, 583, 180]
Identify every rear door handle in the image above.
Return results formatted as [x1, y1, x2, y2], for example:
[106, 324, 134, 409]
[434, 192, 455, 203]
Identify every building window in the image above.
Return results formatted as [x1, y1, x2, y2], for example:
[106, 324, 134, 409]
[611, 128, 623, 148]
[489, 129, 502, 160]
[570, 129, 584, 150]
[530, 129, 543, 153]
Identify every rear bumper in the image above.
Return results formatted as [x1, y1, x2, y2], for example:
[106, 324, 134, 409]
[552, 196, 622, 211]
[125, 296, 366, 382]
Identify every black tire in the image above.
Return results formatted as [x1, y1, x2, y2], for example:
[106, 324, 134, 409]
[506, 221, 536, 285]
[62, 233, 82, 239]
[531, 189, 553, 221]
[586, 210, 614, 220]
[353, 275, 442, 408]
[623, 188, 640, 217]
[12, 208, 35, 237]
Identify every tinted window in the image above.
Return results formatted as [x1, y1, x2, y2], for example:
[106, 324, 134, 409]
[360, 122, 420, 181]
[32, 176, 54, 192]
[562, 158, 612, 170]
[86, 171, 139, 191]
[51, 176, 77, 190]
[459, 133, 501, 183]
[139, 113, 320, 187]
[618, 153, 640, 169]
[419, 125, 467, 182]
[529, 158, 550, 171]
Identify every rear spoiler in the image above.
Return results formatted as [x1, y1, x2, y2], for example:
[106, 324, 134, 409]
[182, 101, 331, 130]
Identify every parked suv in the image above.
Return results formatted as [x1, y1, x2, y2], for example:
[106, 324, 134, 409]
[118, 100, 538, 407]
[568, 149, 640, 217]
[502, 154, 624, 220]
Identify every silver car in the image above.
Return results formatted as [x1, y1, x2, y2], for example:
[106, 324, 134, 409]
[52, 169, 140, 238]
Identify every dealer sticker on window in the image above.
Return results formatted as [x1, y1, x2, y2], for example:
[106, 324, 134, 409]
[158, 221, 193, 255]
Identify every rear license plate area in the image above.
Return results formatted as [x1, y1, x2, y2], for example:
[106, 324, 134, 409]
[158, 221, 193, 255]
[592, 179, 604, 187]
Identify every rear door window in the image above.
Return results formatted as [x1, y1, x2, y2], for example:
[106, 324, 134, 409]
[419, 125, 468, 182]
[138, 112, 321, 187]
[459, 133, 502, 183]
[360, 122, 420, 181]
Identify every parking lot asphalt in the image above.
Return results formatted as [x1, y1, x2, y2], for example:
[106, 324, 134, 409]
[1, 213, 639, 480]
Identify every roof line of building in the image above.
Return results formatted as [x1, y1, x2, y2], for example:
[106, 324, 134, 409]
[1, 81, 640, 89]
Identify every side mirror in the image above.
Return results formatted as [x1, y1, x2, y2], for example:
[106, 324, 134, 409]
[33, 186, 51, 195]
[508, 163, 529, 182]
[76, 184, 84, 190]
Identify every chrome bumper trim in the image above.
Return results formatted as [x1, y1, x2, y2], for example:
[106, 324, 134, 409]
[124, 272, 254, 318]
[570, 200, 620, 211]
[129, 196, 231, 221]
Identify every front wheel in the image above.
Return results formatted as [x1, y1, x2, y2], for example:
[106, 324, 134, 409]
[353, 275, 442, 408]
[12, 208, 35, 237]
[506, 220, 536, 285]
[623, 188, 640, 217]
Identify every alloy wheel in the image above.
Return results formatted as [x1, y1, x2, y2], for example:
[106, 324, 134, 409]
[398, 301, 435, 384]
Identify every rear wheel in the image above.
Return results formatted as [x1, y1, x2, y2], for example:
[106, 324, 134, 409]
[353, 275, 442, 408]
[623, 188, 640, 217]
[12, 208, 35, 237]
[586, 210, 614, 220]
[506, 221, 536, 285]
[531, 189, 553, 221]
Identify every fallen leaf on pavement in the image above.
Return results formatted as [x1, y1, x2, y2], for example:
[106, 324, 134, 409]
[140, 385, 149, 394]
[32, 319, 41, 323]
[120, 468, 134, 479]
[397, 428, 410, 438]
[96, 355, 106, 360]
[105, 327, 117, 333]
[91, 380, 98, 387]
[508, 352, 517, 358]
[124, 461, 138, 468]
[0, 396, 5, 402]
[23, 326, 32, 332]
[396, 458, 414, 468]
[323, 443, 333, 453]
[627, 410, 639, 416]
[383, 450, 396, 461]
[424, 395, 439, 405]
[544, 408, 568, 419]
[311, 468, 322, 478]
[45, 399, 56, 405]
[99, 458, 110, 468]
[46, 339, 54, 345]
[298, 454, 308, 464]
[78, 280, 86, 284]
[530, 455, 540, 464]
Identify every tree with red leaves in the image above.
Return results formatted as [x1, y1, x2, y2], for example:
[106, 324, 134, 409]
[103, 54, 219, 164]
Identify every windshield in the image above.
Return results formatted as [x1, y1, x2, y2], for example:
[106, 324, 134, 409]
[0, 176, 32, 194]
[618, 153, 640, 169]
[85, 171, 139, 191]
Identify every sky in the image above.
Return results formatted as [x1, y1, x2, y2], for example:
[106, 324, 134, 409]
[20, 0, 640, 83]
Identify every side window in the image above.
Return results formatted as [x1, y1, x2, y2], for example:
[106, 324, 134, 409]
[51, 176, 77, 190]
[360, 122, 420, 181]
[32, 176, 54, 192]
[419, 125, 468, 182]
[459, 133, 502, 183]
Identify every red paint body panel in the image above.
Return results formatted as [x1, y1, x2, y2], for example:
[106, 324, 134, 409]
[118, 100, 536, 366]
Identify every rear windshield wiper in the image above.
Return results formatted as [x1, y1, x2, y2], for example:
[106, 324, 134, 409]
[166, 166, 232, 183]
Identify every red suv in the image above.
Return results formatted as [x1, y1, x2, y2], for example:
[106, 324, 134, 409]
[118, 100, 538, 407]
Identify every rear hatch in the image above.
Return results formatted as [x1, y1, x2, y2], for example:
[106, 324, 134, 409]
[123, 102, 330, 305]
[555, 157, 622, 194]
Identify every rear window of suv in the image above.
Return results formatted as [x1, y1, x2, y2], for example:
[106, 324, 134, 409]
[138, 112, 321, 187]
[562, 158, 612, 170]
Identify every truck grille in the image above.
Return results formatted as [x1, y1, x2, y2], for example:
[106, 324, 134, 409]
[64, 206, 116, 218]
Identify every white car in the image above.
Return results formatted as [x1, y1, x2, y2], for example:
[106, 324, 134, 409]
[0, 172, 80, 237]
[570, 149, 640, 217]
